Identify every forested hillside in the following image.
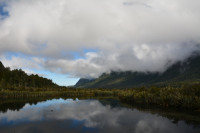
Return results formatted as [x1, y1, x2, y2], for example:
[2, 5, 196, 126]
[75, 54, 200, 88]
[0, 61, 58, 90]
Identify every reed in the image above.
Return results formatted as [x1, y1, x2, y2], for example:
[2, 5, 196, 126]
[0, 84, 200, 110]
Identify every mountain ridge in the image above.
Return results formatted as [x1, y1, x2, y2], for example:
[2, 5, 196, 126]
[75, 53, 200, 88]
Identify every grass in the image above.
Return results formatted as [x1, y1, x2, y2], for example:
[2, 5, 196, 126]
[0, 84, 200, 111]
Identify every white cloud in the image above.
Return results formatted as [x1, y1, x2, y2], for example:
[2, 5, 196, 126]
[0, 55, 45, 76]
[0, 0, 200, 78]
[0, 55, 42, 69]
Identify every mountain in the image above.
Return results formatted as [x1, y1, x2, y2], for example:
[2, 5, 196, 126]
[0, 61, 59, 89]
[75, 78, 95, 87]
[75, 53, 200, 88]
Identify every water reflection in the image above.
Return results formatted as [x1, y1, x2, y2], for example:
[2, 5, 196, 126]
[0, 98, 199, 133]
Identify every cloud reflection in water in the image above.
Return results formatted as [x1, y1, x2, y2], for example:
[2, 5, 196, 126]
[0, 99, 199, 133]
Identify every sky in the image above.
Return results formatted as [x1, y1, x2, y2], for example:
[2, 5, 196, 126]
[0, 0, 200, 86]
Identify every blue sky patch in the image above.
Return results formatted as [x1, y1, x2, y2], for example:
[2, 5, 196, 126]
[69, 48, 99, 60]
[3, 52, 79, 86]
[4, 52, 32, 60]
[33, 69, 79, 86]
[0, 2, 9, 18]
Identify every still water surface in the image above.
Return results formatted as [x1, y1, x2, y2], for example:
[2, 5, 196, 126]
[0, 98, 199, 133]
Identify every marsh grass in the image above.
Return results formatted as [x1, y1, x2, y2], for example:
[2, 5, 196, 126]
[0, 84, 200, 110]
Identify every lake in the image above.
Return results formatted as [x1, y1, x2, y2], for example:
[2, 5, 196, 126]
[0, 98, 200, 133]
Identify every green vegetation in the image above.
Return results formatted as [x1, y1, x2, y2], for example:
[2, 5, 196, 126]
[0, 84, 200, 111]
[118, 84, 200, 110]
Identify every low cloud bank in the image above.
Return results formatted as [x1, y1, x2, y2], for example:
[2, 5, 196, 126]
[0, 0, 200, 78]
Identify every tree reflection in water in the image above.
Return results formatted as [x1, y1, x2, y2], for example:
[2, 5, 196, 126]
[0, 98, 199, 133]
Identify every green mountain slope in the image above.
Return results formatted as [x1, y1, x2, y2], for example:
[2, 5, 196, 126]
[75, 54, 200, 88]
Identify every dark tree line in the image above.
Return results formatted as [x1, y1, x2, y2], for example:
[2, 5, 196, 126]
[0, 61, 58, 90]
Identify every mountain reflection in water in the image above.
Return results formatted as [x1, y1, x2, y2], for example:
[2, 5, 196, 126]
[0, 98, 199, 133]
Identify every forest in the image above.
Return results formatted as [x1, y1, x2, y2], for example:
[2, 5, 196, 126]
[0, 61, 59, 90]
